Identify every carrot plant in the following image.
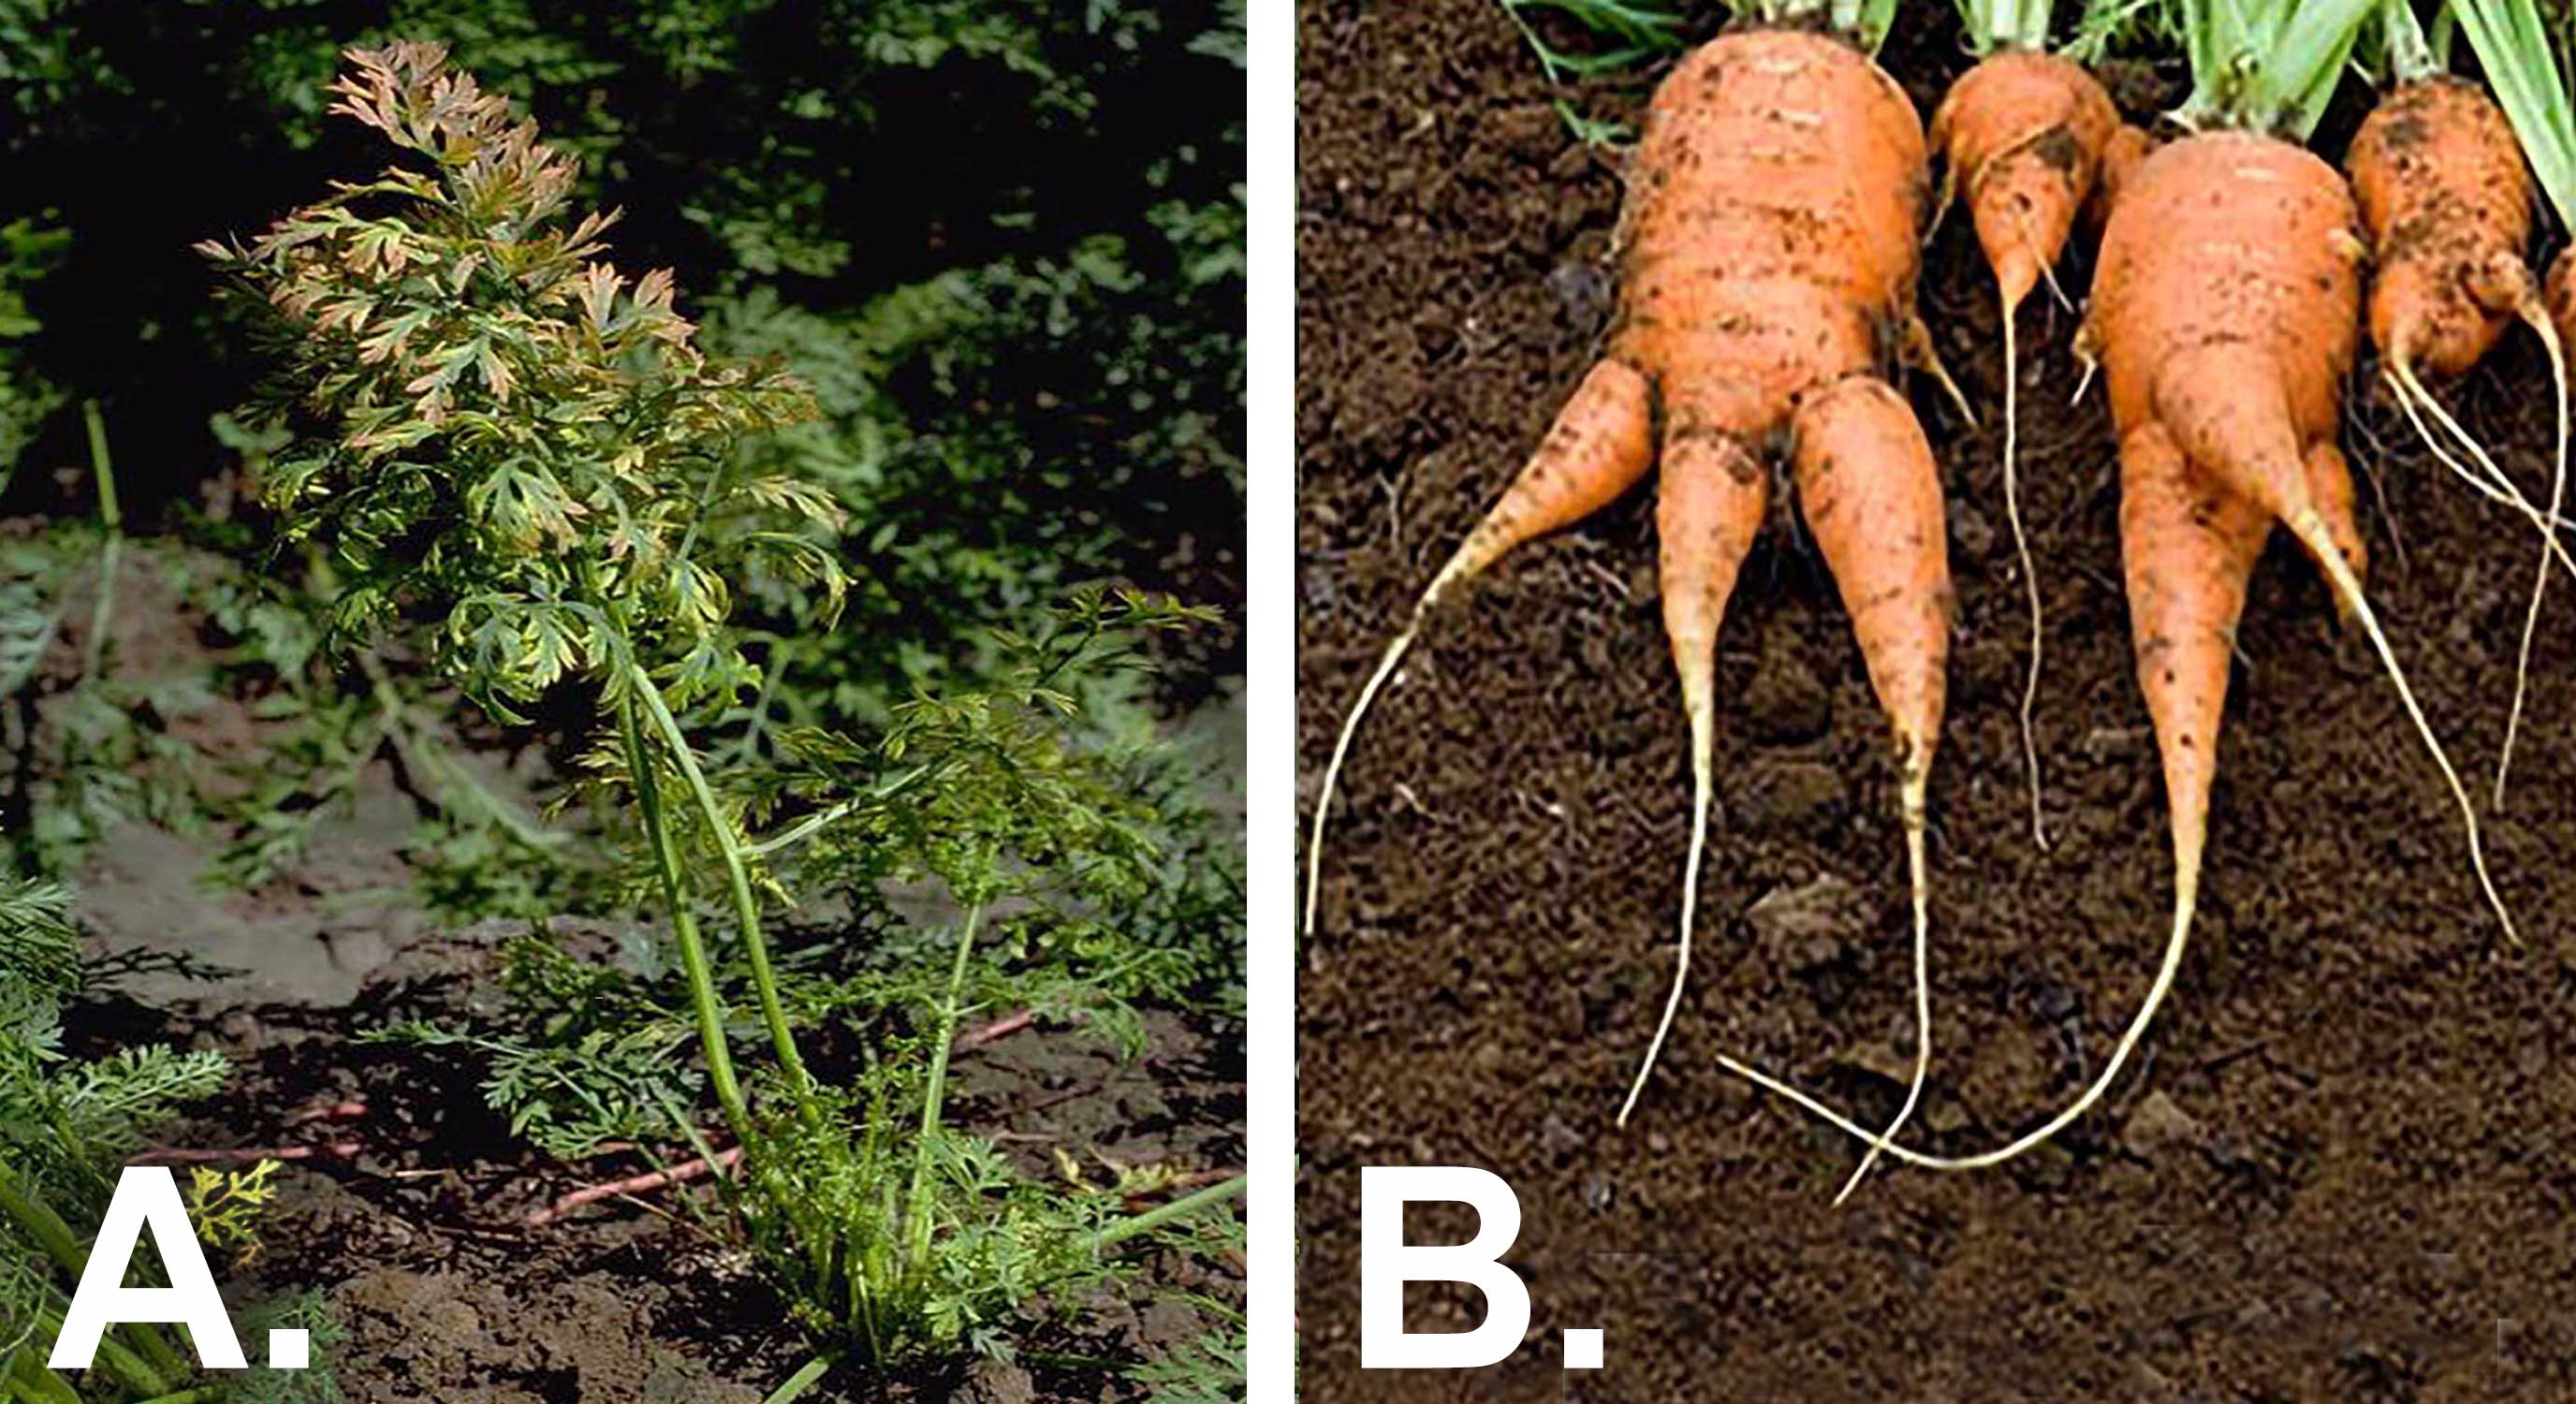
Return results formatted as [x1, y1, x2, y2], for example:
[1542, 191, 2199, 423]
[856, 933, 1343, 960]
[205, 42, 1240, 1389]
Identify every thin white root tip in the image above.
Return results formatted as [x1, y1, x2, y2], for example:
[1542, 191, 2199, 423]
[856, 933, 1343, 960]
[1833, 767, 1934, 1203]
[2001, 308, 2051, 853]
[1304, 590, 1438, 939]
[2494, 312, 2569, 812]
[1717, 863, 2202, 1174]
[1619, 750, 1712, 1129]
[2303, 523, 2522, 949]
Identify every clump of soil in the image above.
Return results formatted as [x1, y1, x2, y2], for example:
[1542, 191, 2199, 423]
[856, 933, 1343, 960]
[1299, 4, 2576, 1398]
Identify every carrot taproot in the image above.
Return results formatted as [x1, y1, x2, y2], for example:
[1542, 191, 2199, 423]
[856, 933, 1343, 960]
[1787, 373, 1949, 1196]
[1305, 28, 1954, 1177]
[1930, 49, 2119, 850]
[1723, 128, 2516, 1175]
[2349, 76, 2571, 806]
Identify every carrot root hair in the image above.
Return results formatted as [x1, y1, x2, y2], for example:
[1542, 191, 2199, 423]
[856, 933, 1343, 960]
[1619, 714, 1711, 1130]
[1902, 313, 1979, 429]
[2001, 305, 2050, 850]
[1718, 847, 2201, 1174]
[2494, 305, 2569, 810]
[1833, 745, 1933, 1201]
[2387, 363, 2576, 559]
[1305, 593, 1432, 939]
[2291, 509, 2521, 947]
[1303, 358, 1655, 937]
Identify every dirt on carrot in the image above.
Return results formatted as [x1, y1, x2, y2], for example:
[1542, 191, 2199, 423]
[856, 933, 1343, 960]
[1299, 1, 2576, 1394]
[2349, 77, 2538, 381]
[2348, 74, 2569, 807]
[1304, 24, 1955, 1176]
[1929, 46, 2118, 848]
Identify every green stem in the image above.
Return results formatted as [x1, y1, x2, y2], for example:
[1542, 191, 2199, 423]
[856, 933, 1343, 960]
[628, 664, 813, 1118]
[116, 1319, 190, 1397]
[0, 1164, 85, 1280]
[80, 401, 120, 681]
[7, 1353, 80, 1404]
[742, 800, 856, 859]
[0, 1166, 193, 1389]
[903, 860, 992, 1275]
[618, 690, 751, 1138]
[1091, 1174, 1248, 1252]
[31, 1309, 170, 1401]
[758, 1354, 836, 1404]
[2379, 0, 2436, 82]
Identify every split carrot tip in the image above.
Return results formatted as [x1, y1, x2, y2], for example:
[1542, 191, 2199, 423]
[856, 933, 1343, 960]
[1834, 757, 1935, 1202]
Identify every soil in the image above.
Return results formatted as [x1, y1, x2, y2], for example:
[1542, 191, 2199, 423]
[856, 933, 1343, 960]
[74, 955, 1242, 1404]
[1297, 5, 2576, 1401]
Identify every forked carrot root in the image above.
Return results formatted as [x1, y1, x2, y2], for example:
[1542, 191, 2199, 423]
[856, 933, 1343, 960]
[2347, 74, 2572, 804]
[1722, 128, 2516, 1183]
[1312, 29, 1957, 1147]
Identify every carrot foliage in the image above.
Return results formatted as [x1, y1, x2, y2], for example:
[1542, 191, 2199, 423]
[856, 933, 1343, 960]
[204, 42, 1242, 1386]
[2175, 0, 2377, 138]
[2453, 0, 2576, 235]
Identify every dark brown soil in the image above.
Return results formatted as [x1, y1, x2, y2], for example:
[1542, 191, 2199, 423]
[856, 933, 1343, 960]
[1297, 5, 2576, 1400]
[75, 945, 1242, 1404]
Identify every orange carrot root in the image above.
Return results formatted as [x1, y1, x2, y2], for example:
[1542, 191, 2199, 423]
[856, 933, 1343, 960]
[1608, 31, 1944, 1136]
[1788, 373, 1949, 1198]
[2348, 78, 2565, 807]
[1723, 129, 2514, 1180]
[2349, 79, 2536, 380]
[1930, 51, 2115, 850]
[1311, 31, 1957, 1163]
[1619, 428, 1767, 1130]
[1931, 51, 2118, 315]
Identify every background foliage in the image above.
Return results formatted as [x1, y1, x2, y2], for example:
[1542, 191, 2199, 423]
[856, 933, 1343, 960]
[0, 0, 1245, 704]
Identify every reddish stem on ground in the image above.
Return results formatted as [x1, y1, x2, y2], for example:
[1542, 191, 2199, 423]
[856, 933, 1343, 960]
[284, 1098, 369, 1125]
[522, 1146, 745, 1227]
[956, 1008, 1035, 1049]
[130, 1140, 363, 1166]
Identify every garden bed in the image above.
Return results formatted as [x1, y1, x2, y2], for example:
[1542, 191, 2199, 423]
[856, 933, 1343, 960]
[77, 956, 1242, 1404]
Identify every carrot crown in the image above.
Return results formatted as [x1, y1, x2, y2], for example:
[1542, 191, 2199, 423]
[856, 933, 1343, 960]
[2452, 0, 2576, 235]
[2175, 0, 2376, 138]
[1956, 0, 2056, 52]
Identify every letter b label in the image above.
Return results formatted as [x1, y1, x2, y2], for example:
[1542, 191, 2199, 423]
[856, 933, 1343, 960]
[1359, 1166, 1530, 1368]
